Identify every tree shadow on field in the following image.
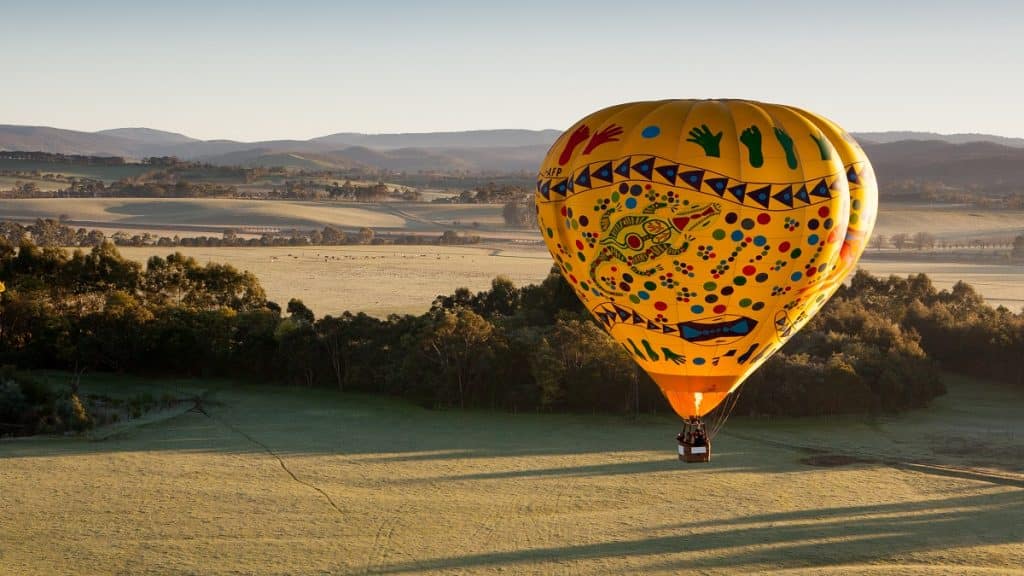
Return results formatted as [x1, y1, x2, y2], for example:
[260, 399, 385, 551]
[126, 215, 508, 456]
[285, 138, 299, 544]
[0, 385, 696, 461]
[370, 490, 1024, 573]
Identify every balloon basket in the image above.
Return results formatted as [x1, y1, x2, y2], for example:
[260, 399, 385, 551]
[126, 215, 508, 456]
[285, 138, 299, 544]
[676, 418, 711, 463]
[678, 442, 711, 463]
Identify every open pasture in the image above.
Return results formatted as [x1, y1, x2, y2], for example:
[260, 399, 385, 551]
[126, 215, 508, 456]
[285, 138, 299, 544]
[1, 374, 1021, 575]
[0, 160, 156, 183]
[116, 245, 555, 317]
[873, 205, 1024, 244]
[114, 244, 1024, 317]
[3, 197, 1021, 313]
[2, 198, 1022, 244]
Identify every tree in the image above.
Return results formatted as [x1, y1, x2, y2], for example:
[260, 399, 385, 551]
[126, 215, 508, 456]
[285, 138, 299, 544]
[287, 298, 315, 324]
[913, 232, 936, 251]
[414, 309, 499, 408]
[869, 234, 887, 251]
[891, 233, 910, 251]
[358, 227, 375, 244]
[1013, 235, 1024, 259]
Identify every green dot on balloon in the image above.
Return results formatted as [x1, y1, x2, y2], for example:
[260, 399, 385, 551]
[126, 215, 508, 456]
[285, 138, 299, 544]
[703, 281, 717, 291]
[629, 295, 641, 304]
[644, 281, 657, 290]
[611, 192, 620, 202]
[712, 229, 725, 240]
[733, 276, 747, 286]
[739, 298, 752, 308]
[790, 248, 803, 259]
[546, 228, 553, 238]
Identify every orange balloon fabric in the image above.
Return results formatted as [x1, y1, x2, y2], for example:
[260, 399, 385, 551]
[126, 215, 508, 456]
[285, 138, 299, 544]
[536, 100, 877, 418]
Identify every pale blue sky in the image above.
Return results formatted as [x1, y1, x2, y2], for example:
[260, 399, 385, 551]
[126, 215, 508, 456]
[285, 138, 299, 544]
[2, 0, 1021, 141]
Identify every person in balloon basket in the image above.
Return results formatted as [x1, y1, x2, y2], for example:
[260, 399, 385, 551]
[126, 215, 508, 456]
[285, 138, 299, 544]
[692, 428, 706, 447]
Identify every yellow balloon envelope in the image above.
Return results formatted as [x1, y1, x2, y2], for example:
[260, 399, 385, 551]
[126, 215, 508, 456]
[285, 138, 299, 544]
[536, 100, 877, 419]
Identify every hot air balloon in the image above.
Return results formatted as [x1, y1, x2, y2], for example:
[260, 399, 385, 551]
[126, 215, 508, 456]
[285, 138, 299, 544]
[535, 100, 877, 460]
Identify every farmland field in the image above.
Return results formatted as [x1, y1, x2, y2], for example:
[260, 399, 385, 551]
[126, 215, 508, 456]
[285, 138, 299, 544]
[114, 245, 1024, 316]
[1, 373, 1021, 575]
[116, 245, 555, 317]
[3, 197, 1022, 313]
[4, 198, 1023, 242]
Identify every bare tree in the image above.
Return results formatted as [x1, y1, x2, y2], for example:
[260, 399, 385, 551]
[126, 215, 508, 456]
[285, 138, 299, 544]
[912, 232, 936, 251]
[891, 233, 910, 251]
[869, 234, 888, 251]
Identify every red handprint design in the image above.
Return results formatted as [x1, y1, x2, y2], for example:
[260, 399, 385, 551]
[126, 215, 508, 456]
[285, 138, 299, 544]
[558, 124, 591, 166]
[583, 124, 624, 155]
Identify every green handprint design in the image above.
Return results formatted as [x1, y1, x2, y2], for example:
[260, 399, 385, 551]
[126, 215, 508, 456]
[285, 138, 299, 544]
[686, 124, 722, 158]
[810, 132, 832, 161]
[739, 125, 764, 168]
[773, 127, 798, 169]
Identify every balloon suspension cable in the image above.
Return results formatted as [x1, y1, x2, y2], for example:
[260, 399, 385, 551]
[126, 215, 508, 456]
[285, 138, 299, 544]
[707, 385, 745, 440]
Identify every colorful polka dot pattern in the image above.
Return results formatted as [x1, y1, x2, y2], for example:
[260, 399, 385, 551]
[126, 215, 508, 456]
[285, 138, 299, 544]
[537, 100, 876, 418]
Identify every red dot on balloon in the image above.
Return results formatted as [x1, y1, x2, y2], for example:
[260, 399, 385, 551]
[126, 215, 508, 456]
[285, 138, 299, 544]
[806, 267, 816, 277]
[757, 213, 771, 225]
[655, 301, 668, 311]
[713, 304, 726, 314]
[570, 275, 578, 283]
[742, 265, 756, 276]
[575, 240, 584, 250]
[560, 206, 568, 216]
[779, 241, 791, 252]
[818, 206, 830, 218]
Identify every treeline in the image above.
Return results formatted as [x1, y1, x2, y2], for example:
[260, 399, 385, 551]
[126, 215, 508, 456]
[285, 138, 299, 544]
[0, 151, 126, 165]
[3, 239, 1020, 437]
[885, 179, 1024, 209]
[1, 219, 480, 250]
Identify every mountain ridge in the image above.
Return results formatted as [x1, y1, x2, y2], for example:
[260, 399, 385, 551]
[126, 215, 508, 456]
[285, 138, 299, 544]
[2, 124, 1023, 179]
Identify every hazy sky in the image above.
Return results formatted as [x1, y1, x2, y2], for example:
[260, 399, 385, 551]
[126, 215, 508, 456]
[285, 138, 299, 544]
[3, 0, 1022, 141]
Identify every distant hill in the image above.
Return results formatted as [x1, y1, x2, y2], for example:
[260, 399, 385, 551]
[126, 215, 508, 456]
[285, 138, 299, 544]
[310, 129, 560, 150]
[2, 124, 1023, 185]
[853, 131, 1024, 148]
[862, 140, 1024, 189]
[0, 125, 141, 157]
[94, 127, 198, 145]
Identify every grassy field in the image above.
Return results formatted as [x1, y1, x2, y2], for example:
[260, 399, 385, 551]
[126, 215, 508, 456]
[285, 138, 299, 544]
[858, 259, 1024, 311]
[4, 197, 1021, 313]
[1, 373, 1021, 575]
[0, 176, 66, 192]
[117, 245, 555, 317]
[113, 244, 1024, 317]
[0, 160, 155, 183]
[3, 198, 1022, 242]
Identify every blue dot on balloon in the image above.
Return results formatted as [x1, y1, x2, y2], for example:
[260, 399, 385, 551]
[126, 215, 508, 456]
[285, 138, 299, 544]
[641, 125, 661, 138]
[625, 197, 638, 209]
[693, 357, 706, 366]
[638, 291, 650, 300]
[731, 230, 744, 241]
[791, 271, 803, 281]
[808, 234, 820, 245]
[691, 305, 704, 314]
[753, 235, 766, 246]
